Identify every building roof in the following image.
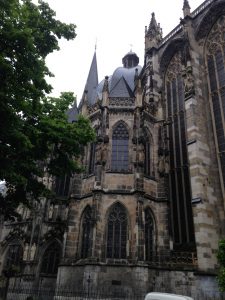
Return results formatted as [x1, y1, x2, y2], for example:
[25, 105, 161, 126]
[82, 51, 99, 105]
[66, 102, 79, 123]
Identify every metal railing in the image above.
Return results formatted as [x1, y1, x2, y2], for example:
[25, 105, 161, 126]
[3, 286, 225, 300]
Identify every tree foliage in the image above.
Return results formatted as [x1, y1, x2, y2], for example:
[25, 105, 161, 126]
[0, 0, 95, 220]
[217, 239, 225, 291]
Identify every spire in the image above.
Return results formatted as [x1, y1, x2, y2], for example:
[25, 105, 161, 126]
[147, 13, 158, 34]
[183, 0, 191, 17]
[145, 12, 162, 50]
[83, 50, 99, 106]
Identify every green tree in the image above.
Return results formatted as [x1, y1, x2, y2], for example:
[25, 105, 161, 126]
[0, 0, 95, 219]
[217, 239, 225, 291]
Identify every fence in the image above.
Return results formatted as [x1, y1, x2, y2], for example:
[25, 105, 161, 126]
[3, 287, 145, 300]
[1, 286, 225, 300]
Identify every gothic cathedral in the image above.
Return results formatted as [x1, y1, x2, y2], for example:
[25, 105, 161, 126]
[1, 0, 225, 299]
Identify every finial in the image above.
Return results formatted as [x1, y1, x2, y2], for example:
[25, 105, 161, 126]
[95, 38, 97, 51]
[183, 0, 191, 17]
[146, 12, 162, 44]
[129, 43, 133, 52]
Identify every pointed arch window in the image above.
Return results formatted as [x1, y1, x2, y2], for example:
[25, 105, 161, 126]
[55, 174, 70, 197]
[5, 243, 23, 271]
[111, 123, 129, 172]
[41, 241, 61, 275]
[144, 138, 151, 176]
[106, 203, 127, 259]
[88, 142, 96, 174]
[206, 15, 225, 190]
[81, 206, 92, 258]
[165, 52, 195, 250]
[144, 208, 154, 261]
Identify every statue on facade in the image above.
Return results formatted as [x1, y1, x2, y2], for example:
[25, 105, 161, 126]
[158, 154, 165, 175]
[183, 67, 195, 98]
[101, 143, 108, 165]
[48, 204, 54, 220]
[23, 243, 29, 261]
[137, 143, 145, 166]
[30, 243, 36, 261]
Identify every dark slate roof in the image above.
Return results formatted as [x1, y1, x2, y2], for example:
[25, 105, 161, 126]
[109, 65, 142, 93]
[83, 51, 99, 105]
[109, 76, 134, 98]
[66, 102, 79, 123]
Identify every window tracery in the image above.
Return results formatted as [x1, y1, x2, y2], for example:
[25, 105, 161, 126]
[41, 241, 61, 275]
[5, 243, 23, 271]
[81, 206, 92, 259]
[206, 15, 225, 189]
[165, 51, 195, 250]
[55, 174, 70, 197]
[88, 142, 96, 174]
[144, 208, 154, 261]
[106, 203, 127, 259]
[111, 122, 129, 172]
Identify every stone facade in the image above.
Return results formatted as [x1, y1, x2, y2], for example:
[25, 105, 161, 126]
[0, 0, 225, 299]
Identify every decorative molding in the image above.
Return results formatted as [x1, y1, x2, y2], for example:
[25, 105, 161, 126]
[109, 97, 135, 107]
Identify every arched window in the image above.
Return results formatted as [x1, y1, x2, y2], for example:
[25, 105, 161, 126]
[111, 122, 129, 172]
[144, 208, 154, 261]
[55, 174, 70, 197]
[88, 142, 96, 174]
[144, 138, 151, 176]
[206, 15, 225, 190]
[5, 243, 23, 270]
[106, 203, 127, 259]
[81, 206, 92, 258]
[165, 52, 195, 250]
[41, 241, 61, 275]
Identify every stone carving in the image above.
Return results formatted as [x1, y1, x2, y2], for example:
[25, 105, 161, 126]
[101, 143, 108, 165]
[183, 66, 195, 98]
[158, 155, 165, 175]
[137, 143, 145, 166]
[166, 52, 182, 81]
[165, 155, 170, 174]
[109, 98, 135, 107]
[48, 204, 54, 220]
[206, 15, 225, 55]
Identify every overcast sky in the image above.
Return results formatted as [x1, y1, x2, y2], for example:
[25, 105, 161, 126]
[45, 0, 203, 104]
